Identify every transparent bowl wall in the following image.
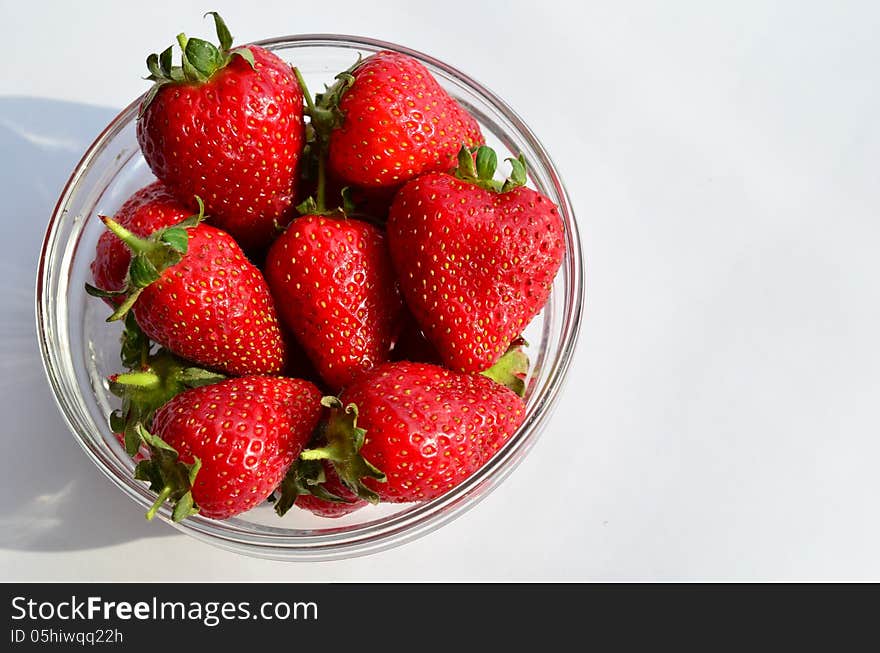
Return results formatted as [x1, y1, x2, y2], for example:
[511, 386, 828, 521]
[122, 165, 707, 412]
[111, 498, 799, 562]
[37, 35, 584, 561]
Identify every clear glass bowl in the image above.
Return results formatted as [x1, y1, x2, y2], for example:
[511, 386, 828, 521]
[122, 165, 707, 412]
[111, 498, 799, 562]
[36, 35, 585, 561]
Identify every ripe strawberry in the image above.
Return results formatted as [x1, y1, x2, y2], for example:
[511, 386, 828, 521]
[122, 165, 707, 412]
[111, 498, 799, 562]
[90, 182, 191, 303]
[295, 463, 367, 518]
[136, 13, 304, 252]
[321, 51, 484, 188]
[387, 146, 565, 373]
[89, 207, 288, 376]
[137, 376, 322, 521]
[302, 361, 527, 503]
[265, 214, 403, 391]
[273, 458, 367, 519]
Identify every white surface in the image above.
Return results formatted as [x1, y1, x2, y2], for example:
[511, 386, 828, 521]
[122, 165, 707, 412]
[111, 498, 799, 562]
[1, 0, 878, 581]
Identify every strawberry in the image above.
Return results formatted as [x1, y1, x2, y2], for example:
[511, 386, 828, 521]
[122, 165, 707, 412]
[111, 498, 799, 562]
[107, 315, 226, 460]
[136, 13, 305, 252]
[136, 375, 322, 521]
[302, 360, 527, 504]
[317, 51, 483, 189]
[88, 205, 288, 376]
[90, 182, 191, 303]
[273, 459, 367, 519]
[265, 214, 403, 391]
[387, 146, 565, 373]
[294, 462, 367, 518]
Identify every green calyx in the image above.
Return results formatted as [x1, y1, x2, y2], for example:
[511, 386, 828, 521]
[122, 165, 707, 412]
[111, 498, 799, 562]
[299, 396, 386, 504]
[108, 318, 225, 457]
[454, 145, 528, 193]
[480, 338, 530, 397]
[85, 198, 205, 322]
[140, 12, 255, 115]
[273, 458, 351, 517]
[106, 316, 220, 522]
[133, 423, 202, 522]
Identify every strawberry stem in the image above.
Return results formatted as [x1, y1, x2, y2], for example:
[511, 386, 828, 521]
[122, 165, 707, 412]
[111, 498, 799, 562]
[294, 67, 317, 115]
[112, 370, 161, 388]
[146, 486, 172, 521]
[293, 67, 328, 212]
[101, 217, 157, 256]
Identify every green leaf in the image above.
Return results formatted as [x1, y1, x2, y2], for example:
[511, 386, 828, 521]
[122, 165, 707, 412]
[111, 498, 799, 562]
[129, 254, 161, 288]
[204, 11, 233, 51]
[296, 196, 318, 216]
[133, 424, 202, 521]
[480, 341, 530, 397]
[120, 312, 151, 369]
[159, 46, 173, 77]
[501, 154, 528, 192]
[159, 226, 189, 254]
[84, 283, 126, 299]
[146, 53, 162, 80]
[171, 491, 198, 522]
[181, 195, 206, 226]
[178, 367, 226, 388]
[475, 145, 497, 181]
[136, 423, 176, 452]
[187, 456, 202, 486]
[134, 459, 162, 488]
[123, 423, 142, 457]
[456, 145, 477, 179]
[229, 47, 255, 69]
[177, 33, 205, 83]
[274, 459, 350, 517]
[139, 84, 163, 117]
[185, 37, 223, 78]
[109, 410, 125, 434]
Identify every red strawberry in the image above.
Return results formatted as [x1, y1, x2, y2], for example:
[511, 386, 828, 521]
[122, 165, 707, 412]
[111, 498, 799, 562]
[294, 463, 367, 518]
[90, 208, 288, 376]
[387, 146, 565, 373]
[323, 51, 483, 189]
[138, 375, 322, 521]
[302, 361, 527, 503]
[136, 13, 304, 252]
[273, 458, 367, 519]
[265, 214, 403, 391]
[90, 182, 191, 303]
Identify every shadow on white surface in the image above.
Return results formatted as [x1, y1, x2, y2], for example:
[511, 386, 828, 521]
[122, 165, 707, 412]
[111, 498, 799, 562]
[0, 97, 172, 551]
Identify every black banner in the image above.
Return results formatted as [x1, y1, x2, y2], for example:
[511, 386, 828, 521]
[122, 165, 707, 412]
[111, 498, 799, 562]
[2, 583, 877, 649]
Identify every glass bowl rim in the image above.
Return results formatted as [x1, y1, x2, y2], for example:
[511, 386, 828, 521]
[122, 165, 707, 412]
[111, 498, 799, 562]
[36, 33, 585, 561]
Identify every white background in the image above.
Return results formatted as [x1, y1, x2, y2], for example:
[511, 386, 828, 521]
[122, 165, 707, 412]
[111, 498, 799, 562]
[1, 0, 878, 581]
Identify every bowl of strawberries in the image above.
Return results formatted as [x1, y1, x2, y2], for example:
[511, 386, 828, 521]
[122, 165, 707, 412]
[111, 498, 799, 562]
[37, 14, 584, 560]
